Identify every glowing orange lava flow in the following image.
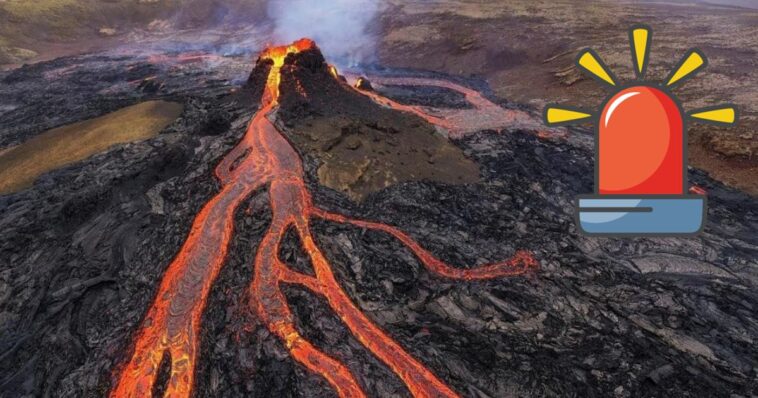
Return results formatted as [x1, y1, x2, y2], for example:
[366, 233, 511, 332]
[111, 39, 537, 398]
[352, 75, 556, 138]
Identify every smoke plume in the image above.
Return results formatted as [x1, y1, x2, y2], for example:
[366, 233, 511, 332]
[267, 0, 384, 66]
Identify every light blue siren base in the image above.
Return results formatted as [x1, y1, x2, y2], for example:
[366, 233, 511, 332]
[577, 195, 706, 235]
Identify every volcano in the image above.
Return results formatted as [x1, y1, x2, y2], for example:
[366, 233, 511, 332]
[0, 38, 756, 398]
[110, 39, 536, 398]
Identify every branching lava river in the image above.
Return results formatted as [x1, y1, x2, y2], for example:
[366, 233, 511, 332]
[111, 39, 538, 398]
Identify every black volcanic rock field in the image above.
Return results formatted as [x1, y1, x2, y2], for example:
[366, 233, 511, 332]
[0, 44, 756, 398]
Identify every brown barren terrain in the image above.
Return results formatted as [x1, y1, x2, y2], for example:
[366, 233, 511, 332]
[0, 101, 182, 194]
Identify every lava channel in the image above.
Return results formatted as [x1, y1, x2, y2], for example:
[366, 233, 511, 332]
[349, 74, 556, 138]
[111, 39, 538, 398]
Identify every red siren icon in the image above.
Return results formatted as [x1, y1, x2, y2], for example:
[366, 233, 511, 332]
[544, 25, 737, 236]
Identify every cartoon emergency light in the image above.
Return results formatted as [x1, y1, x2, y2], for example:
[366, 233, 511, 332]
[545, 25, 738, 236]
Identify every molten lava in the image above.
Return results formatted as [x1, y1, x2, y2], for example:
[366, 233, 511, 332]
[111, 39, 538, 398]
[352, 75, 552, 138]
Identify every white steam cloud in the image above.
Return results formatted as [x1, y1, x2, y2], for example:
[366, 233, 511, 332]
[267, 0, 384, 66]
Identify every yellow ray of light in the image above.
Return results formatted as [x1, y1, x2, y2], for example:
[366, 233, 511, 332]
[666, 50, 706, 86]
[689, 106, 737, 125]
[545, 106, 593, 126]
[577, 50, 617, 86]
[630, 26, 650, 77]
